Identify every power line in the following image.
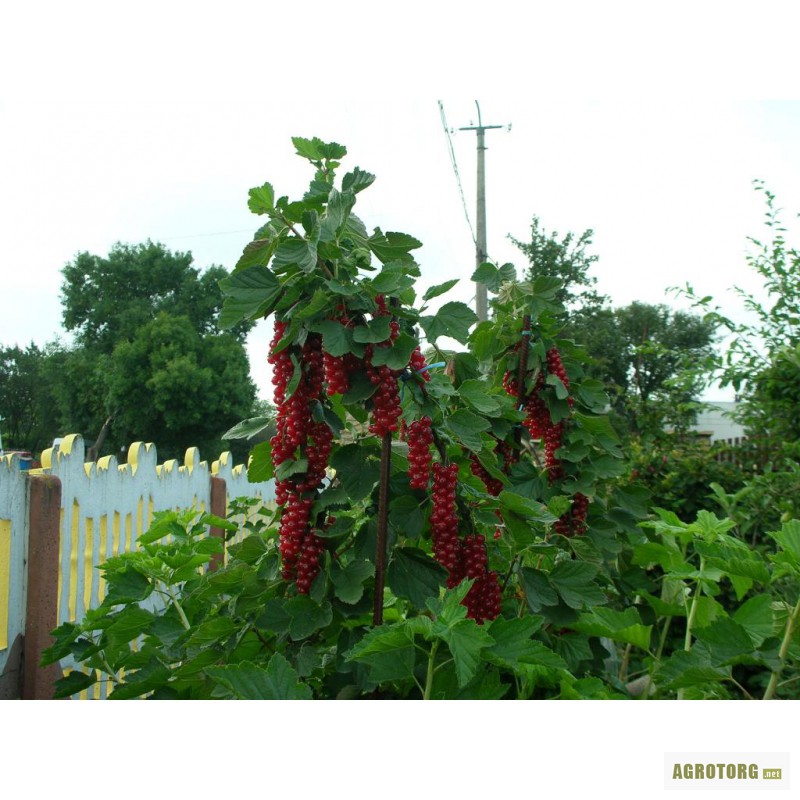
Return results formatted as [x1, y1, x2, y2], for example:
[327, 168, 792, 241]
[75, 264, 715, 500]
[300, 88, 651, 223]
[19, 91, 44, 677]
[438, 100, 477, 246]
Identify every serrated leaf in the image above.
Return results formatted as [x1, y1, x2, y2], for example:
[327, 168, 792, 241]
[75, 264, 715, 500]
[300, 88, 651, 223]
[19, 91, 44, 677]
[101, 565, 153, 605]
[207, 655, 312, 699]
[54, 669, 97, 699]
[247, 440, 274, 482]
[692, 617, 755, 663]
[284, 597, 333, 640]
[420, 301, 478, 345]
[386, 547, 447, 609]
[548, 561, 606, 610]
[368, 228, 422, 264]
[218, 265, 282, 329]
[352, 316, 392, 344]
[440, 619, 494, 687]
[369, 333, 417, 371]
[444, 408, 491, 452]
[423, 279, 460, 302]
[331, 559, 374, 604]
[330, 444, 381, 503]
[484, 617, 565, 673]
[732, 595, 775, 646]
[521, 567, 559, 612]
[222, 416, 272, 440]
[657, 645, 731, 689]
[457, 379, 503, 415]
[309, 319, 351, 358]
[273, 237, 318, 274]
[572, 607, 653, 651]
[248, 182, 275, 214]
[346, 622, 415, 660]
[342, 167, 375, 194]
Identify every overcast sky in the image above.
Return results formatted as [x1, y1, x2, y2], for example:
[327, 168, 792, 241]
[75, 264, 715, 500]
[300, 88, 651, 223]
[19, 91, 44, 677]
[2, 4, 800, 406]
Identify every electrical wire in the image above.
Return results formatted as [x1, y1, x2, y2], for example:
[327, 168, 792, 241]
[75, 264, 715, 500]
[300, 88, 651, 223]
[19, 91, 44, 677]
[438, 100, 477, 246]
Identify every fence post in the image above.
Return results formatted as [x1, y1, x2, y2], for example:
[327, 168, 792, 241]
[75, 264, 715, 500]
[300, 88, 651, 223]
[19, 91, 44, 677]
[208, 476, 227, 573]
[23, 474, 64, 699]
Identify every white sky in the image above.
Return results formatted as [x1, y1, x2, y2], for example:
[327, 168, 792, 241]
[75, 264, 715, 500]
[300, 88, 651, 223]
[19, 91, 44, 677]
[2, 3, 800, 405]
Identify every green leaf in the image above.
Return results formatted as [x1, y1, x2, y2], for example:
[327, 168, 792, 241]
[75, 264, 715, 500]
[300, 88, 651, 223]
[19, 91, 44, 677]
[368, 333, 417, 371]
[341, 371, 379, 404]
[284, 596, 333, 640]
[657, 645, 732, 690]
[206, 655, 312, 700]
[222, 416, 272, 441]
[102, 565, 153, 605]
[386, 547, 447, 609]
[247, 440, 274, 482]
[352, 317, 392, 344]
[342, 167, 375, 194]
[185, 616, 237, 650]
[498, 491, 558, 523]
[457, 380, 503, 415]
[218, 265, 282, 329]
[331, 559, 374, 604]
[310, 319, 351, 358]
[273, 237, 318, 274]
[247, 182, 275, 214]
[548, 561, 606, 610]
[367, 229, 422, 264]
[371, 262, 417, 294]
[346, 622, 415, 661]
[572, 607, 653, 651]
[443, 408, 491, 452]
[521, 567, 559, 612]
[484, 617, 566, 673]
[389, 495, 426, 539]
[692, 617, 755, 663]
[423, 279, 460, 302]
[105, 606, 155, 646]
[420, 301, 478, 345]
[293, 289, 332, 321]
[440, 620, 494, 688]
[732, 595, 776, 646]
[330, 444, 381, 503]
[54, 669, 97, 699]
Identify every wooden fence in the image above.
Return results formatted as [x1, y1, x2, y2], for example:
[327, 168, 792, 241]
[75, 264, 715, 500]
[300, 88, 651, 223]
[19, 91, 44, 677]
[0, 433, 274, 700]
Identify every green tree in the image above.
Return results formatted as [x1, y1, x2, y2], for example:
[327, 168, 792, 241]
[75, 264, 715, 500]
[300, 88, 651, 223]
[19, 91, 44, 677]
[54, 241, 258, 460]
[105, 313, 255, 459]
[0, 343, 61, 453]
[61, 241, 252, 352]
[575, 302, 717, 435]
[681, 182, 800, 448]
[510, 215, 607, 314]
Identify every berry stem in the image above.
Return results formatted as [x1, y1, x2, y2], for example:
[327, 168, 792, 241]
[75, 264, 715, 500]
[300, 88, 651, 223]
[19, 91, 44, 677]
[514, 314, 532, 451]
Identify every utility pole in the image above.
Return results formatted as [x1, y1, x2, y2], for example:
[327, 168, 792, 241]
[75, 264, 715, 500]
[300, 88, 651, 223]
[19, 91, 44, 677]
[460, 101, 504, 323]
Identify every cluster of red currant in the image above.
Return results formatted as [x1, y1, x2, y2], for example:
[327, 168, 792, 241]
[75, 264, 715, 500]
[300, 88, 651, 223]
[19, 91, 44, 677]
[430, 463, 462, 584]
[268, 324, 331, 593]
[461, 535, 503, 623]
[430, 463, 500, 624]
[409, 345, 431, 381]
[504, 346, 572, 483]
[554, 492, 589, 537]
[406, 416, 433, 489]
[469, 455, 503, 496]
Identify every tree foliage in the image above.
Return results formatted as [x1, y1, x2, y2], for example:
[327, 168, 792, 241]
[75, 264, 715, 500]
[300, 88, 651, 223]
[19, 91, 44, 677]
[0, 343, 60, 452]
[61, 241, 253, 352]
[51, 241, 258, 459]
[510, 215, 606, 314]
